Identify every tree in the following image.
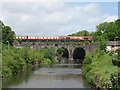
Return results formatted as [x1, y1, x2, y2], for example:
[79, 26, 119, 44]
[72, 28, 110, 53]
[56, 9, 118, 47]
[2, 26, 15, 45]
[68, 30, 90, 36]
[92, 19, 120, 41]
[0, 20, 4, 42]
[115, 19, 120, 41]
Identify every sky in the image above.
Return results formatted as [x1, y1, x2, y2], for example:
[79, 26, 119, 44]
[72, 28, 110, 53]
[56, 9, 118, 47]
[0, 1, 119, 36]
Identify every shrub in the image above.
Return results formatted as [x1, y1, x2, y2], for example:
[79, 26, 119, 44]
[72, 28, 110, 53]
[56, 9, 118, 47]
[110, 72, 120, 88]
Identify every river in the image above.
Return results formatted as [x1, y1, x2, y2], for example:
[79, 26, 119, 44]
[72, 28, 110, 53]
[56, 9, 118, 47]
[2, 59, 91, 88]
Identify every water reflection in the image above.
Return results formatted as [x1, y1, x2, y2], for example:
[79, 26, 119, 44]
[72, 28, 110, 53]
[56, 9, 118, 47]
[2, 59, 91, 88]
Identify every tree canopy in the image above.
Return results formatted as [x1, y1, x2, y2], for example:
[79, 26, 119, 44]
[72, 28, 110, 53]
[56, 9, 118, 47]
[68, 30, 90, 36]
[68, 19, 120, 41]
[0, 20, 15, 45]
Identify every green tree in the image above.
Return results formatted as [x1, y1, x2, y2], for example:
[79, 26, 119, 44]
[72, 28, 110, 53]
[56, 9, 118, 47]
[68, 30, 90, 36]
[0, 20, 4, 42]
[2, 26, 15, 45]
[92, 19, 120, 41]
[115, 19, 120, 40]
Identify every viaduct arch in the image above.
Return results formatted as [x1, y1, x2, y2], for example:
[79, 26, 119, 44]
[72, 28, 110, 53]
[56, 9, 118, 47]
[13, 41, 99, 60]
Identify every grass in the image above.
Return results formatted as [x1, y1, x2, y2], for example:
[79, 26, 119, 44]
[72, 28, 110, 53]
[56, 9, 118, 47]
[82, 50, 119, 88]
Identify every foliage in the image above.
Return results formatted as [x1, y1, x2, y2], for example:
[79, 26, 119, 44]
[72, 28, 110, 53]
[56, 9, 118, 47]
[68, 19, 120, 42]
[56, 48, 68, 58]
[68, 30, 90, 36]
[92, 19, 120, 41]
[110, 71, 120, 88]
[99, 37, 107, 51]
[112, 49, 120, 67]
[115, 19, 120, 40]
[2, 44, 54, 78]
[41, 58, 52, 65]
[82, 50, 119, 88]
[0, 21, 15, 45]
[17, 39, 22, 43]
[83, 51, 92, 65]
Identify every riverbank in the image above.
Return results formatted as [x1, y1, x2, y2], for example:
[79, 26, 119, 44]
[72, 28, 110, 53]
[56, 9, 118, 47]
[2, 43, 55, 78]
[82, 50, 120, 89]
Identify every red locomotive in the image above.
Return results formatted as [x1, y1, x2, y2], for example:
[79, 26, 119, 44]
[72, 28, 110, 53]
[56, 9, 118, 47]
[15, 36, 92, 41]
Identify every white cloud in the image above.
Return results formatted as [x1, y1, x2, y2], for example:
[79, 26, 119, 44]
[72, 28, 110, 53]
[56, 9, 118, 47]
[1, 2, 118, 36]
[103, 15, 118, 22]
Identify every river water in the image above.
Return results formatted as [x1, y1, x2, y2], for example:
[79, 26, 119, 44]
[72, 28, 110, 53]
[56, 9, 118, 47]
[2, 60, 91, 88]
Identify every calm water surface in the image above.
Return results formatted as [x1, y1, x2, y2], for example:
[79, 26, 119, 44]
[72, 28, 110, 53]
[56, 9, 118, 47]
[2, 60, 91, 88]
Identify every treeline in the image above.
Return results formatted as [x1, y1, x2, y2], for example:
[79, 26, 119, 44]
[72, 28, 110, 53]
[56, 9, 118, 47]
[69, 19, 120, 41]
[2, 43, 55, 78]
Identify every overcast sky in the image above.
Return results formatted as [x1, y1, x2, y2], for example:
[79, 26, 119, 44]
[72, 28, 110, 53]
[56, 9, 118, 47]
[0, 1, 118, 36]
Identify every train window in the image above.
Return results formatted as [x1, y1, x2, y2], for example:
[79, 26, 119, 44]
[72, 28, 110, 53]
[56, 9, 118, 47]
[66, 37, 70, 39]
[112, 45, 114, 47]
[51, 37, 53, 39]
[28, 37, 30, 39]
[84, 38, 88, 40]
[48, 37, 50, 39]
[44, 37, 46, 39]
[16, 37, 18, 39]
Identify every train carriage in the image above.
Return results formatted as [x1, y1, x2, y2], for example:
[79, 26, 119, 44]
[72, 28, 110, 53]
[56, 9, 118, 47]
[15, 36, 92, 41]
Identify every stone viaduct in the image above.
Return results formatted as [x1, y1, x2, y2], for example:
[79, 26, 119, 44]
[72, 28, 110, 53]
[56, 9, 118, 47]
[13, 41, 99, 60]
[13, 41, 120, 60]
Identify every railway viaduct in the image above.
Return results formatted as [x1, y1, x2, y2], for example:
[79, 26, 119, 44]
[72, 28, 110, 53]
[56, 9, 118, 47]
[13, 41, 120, 60]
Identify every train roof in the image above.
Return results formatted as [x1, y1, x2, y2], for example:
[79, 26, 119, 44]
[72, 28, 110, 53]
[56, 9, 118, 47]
[15, 36, 92, 38]
[61, 36, 92, 37]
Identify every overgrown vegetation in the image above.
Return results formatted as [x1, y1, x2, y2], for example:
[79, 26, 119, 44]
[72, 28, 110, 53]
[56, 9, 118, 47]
[2, 44, 55, 78]
[0, 20, 55, 78]
[82, 50, 119, 89]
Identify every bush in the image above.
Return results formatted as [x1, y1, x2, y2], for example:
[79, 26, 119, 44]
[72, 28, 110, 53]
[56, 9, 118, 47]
[112, 58, 120, 67]
[110, 72, 120, 88]
[82, 50, 119, 88]
[2, 44, 54, 78]
[83, 56, 92, 65]
[42, 58, 52, 65]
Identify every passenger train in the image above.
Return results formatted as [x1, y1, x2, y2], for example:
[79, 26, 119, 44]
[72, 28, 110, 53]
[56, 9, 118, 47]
[15, 36, 92, 41]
